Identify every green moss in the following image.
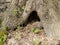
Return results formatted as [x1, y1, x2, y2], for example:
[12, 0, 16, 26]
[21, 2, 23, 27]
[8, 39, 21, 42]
[0, 26, 8, 45]
[17, 25, 22, 29]
[31, 28, 39, 33]
[34, 38, 40, 45]
[12, 9, 18, 15]
[0, 30, 7, 45]
[22, 6, 25, 10]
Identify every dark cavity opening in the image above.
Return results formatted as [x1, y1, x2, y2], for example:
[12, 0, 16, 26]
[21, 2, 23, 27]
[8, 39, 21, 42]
[21, 11, 40, 26]
[27, 11, 40, 23]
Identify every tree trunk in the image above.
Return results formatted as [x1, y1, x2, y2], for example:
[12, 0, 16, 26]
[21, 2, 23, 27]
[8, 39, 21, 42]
[19, 0, 60, 40]
[0, 0, 60, 40]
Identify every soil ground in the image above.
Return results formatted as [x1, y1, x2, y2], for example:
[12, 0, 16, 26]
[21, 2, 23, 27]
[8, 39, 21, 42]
[4, 21, 60, 45]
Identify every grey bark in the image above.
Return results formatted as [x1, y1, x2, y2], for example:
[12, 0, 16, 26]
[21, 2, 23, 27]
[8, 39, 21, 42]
[0, 0, 27, 29]
[0, 0, 60, 40]
[20, 0, 60, 40]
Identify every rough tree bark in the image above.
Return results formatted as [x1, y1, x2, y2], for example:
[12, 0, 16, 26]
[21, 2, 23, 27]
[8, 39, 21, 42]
[0, 0, 27, 29]
[0, 0, 60, 40]
[19, 0, 60, 40]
